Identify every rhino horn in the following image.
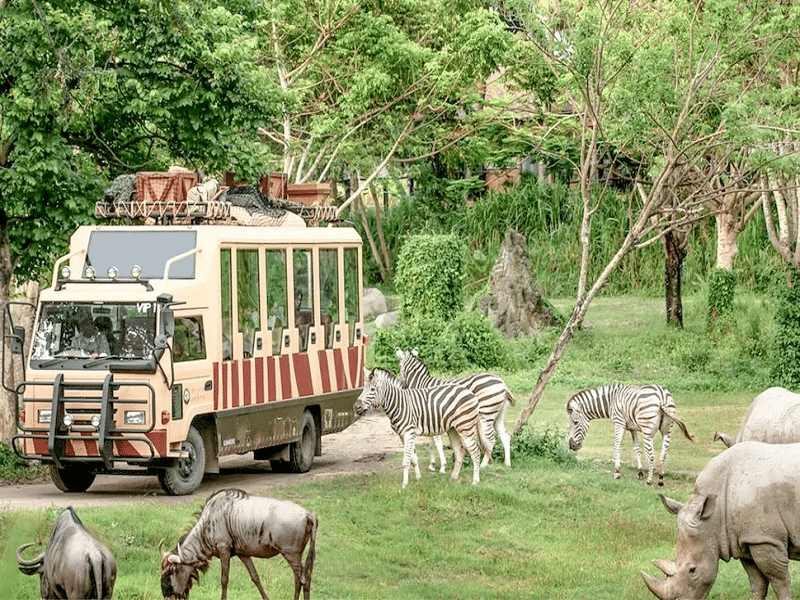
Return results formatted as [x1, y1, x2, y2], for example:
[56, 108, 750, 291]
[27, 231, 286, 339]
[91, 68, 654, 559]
[652, 558, 678, 576]
[641, 570, 674, 600]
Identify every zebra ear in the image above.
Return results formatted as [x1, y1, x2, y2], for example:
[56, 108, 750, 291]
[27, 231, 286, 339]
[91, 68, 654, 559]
[395, 348, 404, 359]
[363, 367, 371, 380]
[411, 347, 419, 356]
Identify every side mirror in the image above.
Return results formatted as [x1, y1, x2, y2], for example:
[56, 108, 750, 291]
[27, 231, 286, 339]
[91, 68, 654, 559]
[161, 308, 175, 338]
[11, 326, 25, 355]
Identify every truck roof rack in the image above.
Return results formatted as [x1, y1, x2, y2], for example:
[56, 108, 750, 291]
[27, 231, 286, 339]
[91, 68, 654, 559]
[95, 174, 341, 226]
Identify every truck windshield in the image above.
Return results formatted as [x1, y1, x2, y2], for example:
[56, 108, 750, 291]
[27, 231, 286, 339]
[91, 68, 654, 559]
[31, 302, 157, 365]
[85, 230, 197, 279]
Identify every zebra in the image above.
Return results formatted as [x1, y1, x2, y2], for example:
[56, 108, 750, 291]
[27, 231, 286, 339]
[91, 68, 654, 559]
[396, 348, 514, 470]
[566, 383, 694, 485]
[354, 367, 491, 488]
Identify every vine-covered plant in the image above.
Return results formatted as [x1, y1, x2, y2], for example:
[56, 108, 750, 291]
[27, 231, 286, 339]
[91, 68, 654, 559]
[395, 234, 466, 322]
[706, 268, 736, 330]
[770, 273, 800, 388]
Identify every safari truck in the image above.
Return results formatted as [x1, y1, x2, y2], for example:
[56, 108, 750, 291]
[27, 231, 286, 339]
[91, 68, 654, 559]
[4, 173, 366, 495]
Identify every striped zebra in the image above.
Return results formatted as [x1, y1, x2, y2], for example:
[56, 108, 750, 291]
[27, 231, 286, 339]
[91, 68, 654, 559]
[396, 348, 514, 469]
[566, 383, 694, 485]
[354, 367, 491, 488]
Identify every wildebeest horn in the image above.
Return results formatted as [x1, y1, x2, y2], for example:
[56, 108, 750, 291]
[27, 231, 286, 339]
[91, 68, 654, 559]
[16, 542, 45, 567]
[158, 539, 169, 559]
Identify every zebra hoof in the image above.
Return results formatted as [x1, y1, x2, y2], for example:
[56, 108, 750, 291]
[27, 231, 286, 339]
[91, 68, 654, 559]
[637, 470, 644, 480]
[613, 471, 621, 480]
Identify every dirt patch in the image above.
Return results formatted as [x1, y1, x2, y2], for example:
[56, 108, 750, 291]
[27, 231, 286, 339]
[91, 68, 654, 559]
[0, 412, 402, 511]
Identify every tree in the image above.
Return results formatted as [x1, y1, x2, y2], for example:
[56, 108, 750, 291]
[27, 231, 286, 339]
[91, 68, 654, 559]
[505, 0, 800, 432]
[251, 1, 526, 232]
[0, 0, 281, 443]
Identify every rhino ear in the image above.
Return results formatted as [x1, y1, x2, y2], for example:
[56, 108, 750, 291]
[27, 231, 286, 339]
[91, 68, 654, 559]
[658, 493, 683, 515]
[699, 494, 716, 520]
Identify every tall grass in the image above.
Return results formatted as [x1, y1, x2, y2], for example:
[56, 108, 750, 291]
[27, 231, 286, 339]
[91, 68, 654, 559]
[353, 175, 783, 298]
[3, 295, 791, 600]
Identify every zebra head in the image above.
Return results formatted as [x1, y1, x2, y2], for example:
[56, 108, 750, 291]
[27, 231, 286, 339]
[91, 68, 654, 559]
[355, 368, 396, 415]
[396, 347, 428, 389]
[566, 397, 589, 451]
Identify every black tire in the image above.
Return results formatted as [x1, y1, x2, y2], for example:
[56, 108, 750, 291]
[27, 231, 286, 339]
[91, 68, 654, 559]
[158, 426, 205, 496]
[49, 464, 96, 493]
[288, 411, 316, 473]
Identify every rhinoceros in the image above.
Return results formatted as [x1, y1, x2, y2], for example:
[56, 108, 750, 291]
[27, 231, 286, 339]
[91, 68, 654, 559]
[642, 441, 800, 600]
[714, 386, 800, 447]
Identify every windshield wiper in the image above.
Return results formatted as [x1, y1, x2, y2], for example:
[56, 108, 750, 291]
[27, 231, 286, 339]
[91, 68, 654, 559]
[83, 355, 120, 368]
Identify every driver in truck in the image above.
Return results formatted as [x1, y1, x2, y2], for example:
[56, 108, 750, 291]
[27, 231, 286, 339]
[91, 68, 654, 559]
[72, 312, 111, 358]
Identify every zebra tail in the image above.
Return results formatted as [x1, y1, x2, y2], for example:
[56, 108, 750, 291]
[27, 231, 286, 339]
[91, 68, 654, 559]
[504, 389, 515, 406]
[478, 418, 492, 461]
[664, 410, 695, 442]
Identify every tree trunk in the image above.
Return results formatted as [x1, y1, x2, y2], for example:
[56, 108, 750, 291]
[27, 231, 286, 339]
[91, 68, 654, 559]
[663, 229, 686, 328]
[0, 211, 16, 445]
[714, 209, 739, 271]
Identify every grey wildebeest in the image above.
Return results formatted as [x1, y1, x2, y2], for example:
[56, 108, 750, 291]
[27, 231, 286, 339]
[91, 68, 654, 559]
[16, 506, 116, 599]
[642, 442, 800, 600]
[713, 386, 800, 447]
[160, 488, 317, 600]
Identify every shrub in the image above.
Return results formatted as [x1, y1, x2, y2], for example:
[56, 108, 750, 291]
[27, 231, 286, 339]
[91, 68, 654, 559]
[508, 424, 577, 465]
[706, 268, 736, 331]
[445, 311, 507, 370]
[0, 441, 44, 481]
[770, 274, 800, 388]
[395, 234, 466, 322]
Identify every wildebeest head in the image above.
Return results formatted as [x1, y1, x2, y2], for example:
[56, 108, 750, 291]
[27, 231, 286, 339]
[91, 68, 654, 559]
[15, 542, 44, 576]
[160, 541, 207, 600]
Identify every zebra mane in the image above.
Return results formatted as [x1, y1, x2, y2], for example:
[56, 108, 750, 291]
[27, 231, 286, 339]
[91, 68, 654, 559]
[370, 366, 401, 384]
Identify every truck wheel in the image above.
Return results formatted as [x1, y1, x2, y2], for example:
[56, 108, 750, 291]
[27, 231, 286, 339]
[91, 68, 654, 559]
[288, 410, 316, 473]
[49, 464, 96, 493]
[158, 426, 205, 496]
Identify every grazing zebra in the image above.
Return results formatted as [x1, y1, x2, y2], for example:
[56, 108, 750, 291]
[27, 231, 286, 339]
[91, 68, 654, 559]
[354, 367, 490, 488]
[396, 348, 514, 469]
[566, 383, 694, 485]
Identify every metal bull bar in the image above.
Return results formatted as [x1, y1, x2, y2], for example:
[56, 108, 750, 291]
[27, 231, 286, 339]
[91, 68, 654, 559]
[12, 374, 157, 470]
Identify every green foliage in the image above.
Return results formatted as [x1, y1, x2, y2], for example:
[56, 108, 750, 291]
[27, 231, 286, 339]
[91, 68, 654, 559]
[395, 234, 466, 321]
[706, 267, 736, 331]
[0, 442, 44, 482]
[770, 274, 800, 388]
[507, 423, 577, 465]
[370, 311, 507, 374]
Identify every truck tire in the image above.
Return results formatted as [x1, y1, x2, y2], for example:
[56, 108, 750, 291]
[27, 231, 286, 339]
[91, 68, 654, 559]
[158, 426, 205, 496]
[288, 410, 316, 473]
[49, 464, 96, 493]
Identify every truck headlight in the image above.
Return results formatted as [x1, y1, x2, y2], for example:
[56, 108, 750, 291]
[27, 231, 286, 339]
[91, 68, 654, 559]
[125, 410, 145, 425]
[63, 413, 74, 427]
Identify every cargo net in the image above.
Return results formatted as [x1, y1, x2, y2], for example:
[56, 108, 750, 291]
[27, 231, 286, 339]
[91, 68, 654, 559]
[95, 175, 339, 226]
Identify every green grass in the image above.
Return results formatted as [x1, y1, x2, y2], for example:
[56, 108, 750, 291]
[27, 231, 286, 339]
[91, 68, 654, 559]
[3, 294, 794, 600]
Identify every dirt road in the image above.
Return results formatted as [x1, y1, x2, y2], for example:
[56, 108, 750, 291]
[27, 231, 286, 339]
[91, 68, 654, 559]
[0, 413, 401, 511]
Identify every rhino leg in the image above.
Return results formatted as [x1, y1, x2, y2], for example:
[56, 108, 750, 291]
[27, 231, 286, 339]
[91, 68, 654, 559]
[740, 558, 769, 600]
[748, 543, 792, 600]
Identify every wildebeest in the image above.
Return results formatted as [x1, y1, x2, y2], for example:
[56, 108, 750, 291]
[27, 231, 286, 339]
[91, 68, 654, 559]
[16, 506, 116, 599]
[642, 442, 800, 600]
[160, 488, 317, 600]
[713, 386, 800, 447]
